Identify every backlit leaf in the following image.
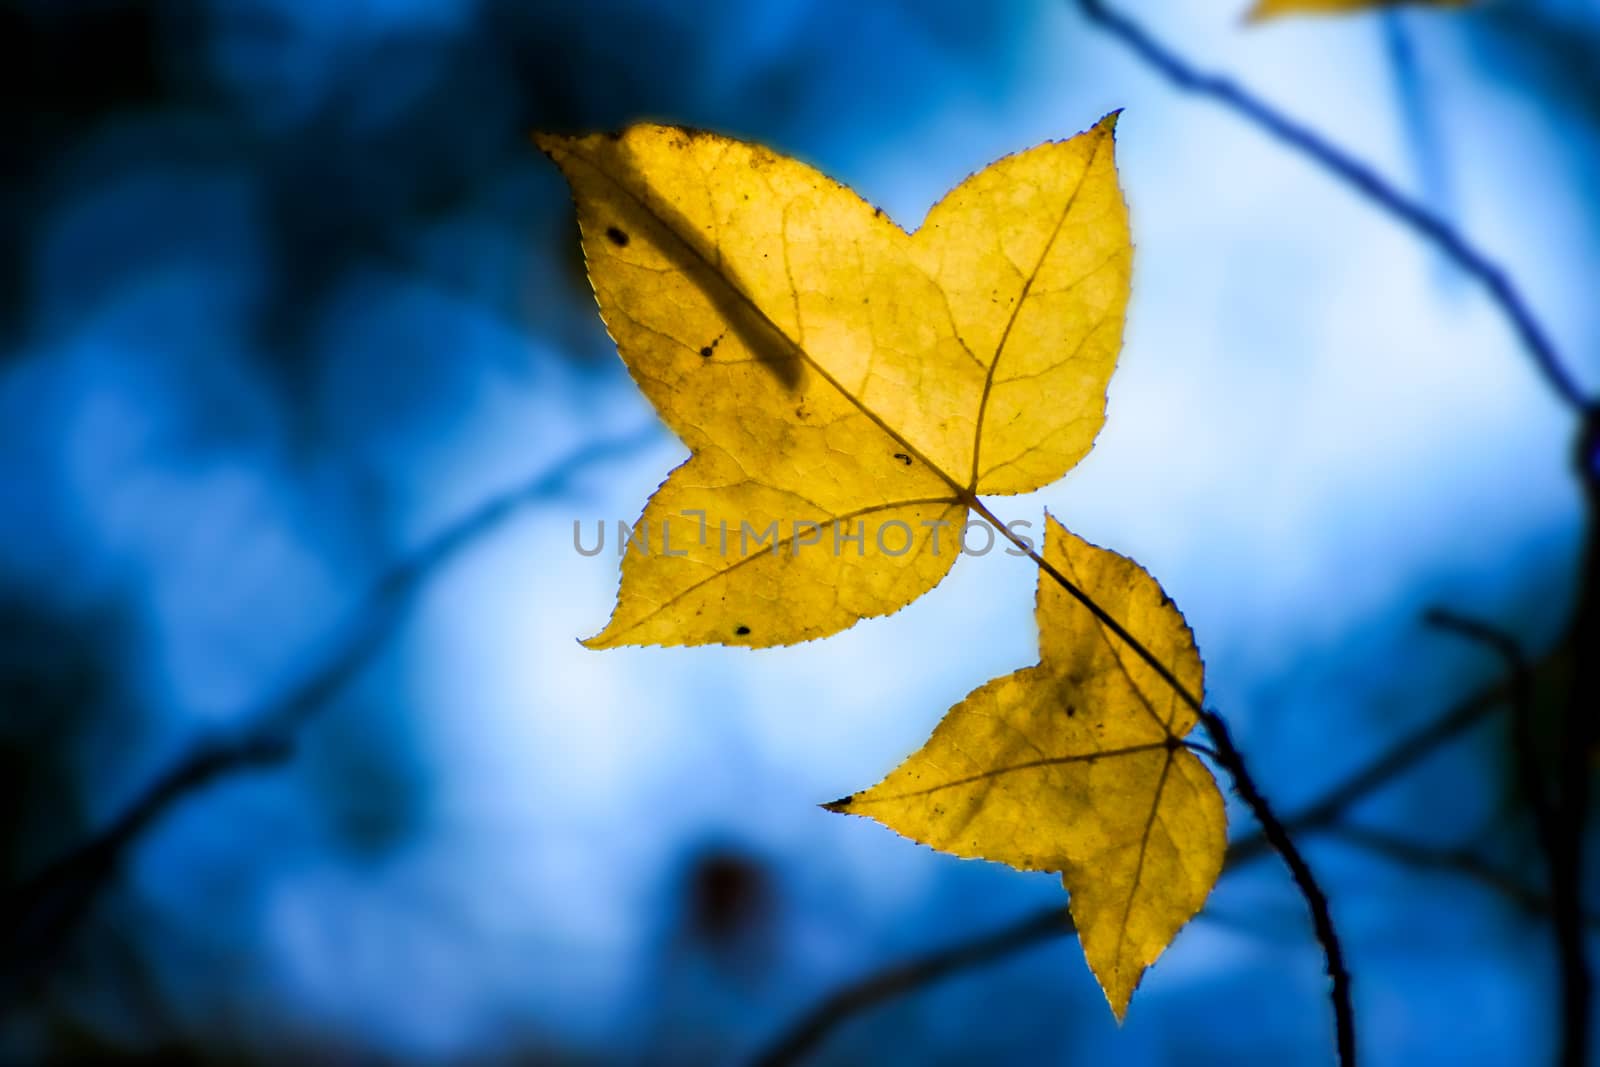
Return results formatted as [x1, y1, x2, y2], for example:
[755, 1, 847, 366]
[825, 516, 1226, 1018]
[537, 117, 1130, 647]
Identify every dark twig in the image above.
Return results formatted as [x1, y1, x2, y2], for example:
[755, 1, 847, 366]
[1423, 609, 1555, 857]
[1200, 709, 1356, 1067]
[0, 426, 658, 1013]
[1323, 824, 1589, 927]
[751, 679, 1514, 1067]
[1380, 13, 1452, 233]
[1230, 676, 1505, 866]
[748, 906, 1072, 1067]
[1074, 0, 1591, 412]
[1552, 412, 1600, 1066]
[1425, 605, 1586, 1065]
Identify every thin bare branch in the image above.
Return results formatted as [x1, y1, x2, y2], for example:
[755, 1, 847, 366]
[1073, 0, 1590, 412]
[748, 906, 1072, 1067]
[1424, 609, 1554, 854]
[1555, 450, 1600, 1066]
[1199, 709, 1355, 1066]
[1424, 606, 1584, 1060]
[0, 426, 659, 1013]
[1231, 674, 1506, 867]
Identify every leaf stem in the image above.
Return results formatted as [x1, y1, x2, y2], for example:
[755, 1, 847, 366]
[1197, 708, 1356, 1067]
[967, 495, 1355, 1067]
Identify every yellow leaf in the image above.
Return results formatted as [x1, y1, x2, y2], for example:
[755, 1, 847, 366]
[1249, 0, 1471, 19]
[536, 117, 1130, 648]
[825, 516, 1226, 1018]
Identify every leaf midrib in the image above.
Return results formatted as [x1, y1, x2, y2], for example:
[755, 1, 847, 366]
[968, 131, 1107, 490]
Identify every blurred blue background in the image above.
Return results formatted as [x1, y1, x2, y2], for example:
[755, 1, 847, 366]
[1, 0, 1596, 1062]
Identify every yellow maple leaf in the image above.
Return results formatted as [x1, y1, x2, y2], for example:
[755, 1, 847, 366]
[537, 117, 1130, 648]
[1249, 0, 1471, 19]
[826, 515, 1226, 1018]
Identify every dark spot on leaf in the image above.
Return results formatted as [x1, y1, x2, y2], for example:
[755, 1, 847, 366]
[700, 346, 714, 357]
[1065, 704, 1076, 717]
[735, 625, 751, 636]
[606, 226, 629, 247]
[873, 207, 883, 218]
[893, 453, 911, 466]
[824, 795, 854, 811]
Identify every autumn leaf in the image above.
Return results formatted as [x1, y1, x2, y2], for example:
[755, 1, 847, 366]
[826, 516, 1226, 1018]
[536, 117, 1130, 648]
[1249, 0, 1471, 19]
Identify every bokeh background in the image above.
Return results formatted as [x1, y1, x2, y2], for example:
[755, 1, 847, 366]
[2, 0, 1597, 1063]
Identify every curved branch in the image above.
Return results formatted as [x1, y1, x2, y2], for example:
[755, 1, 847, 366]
[1074, 0, 1590, 412]
[0, 426, 659, 1013]
[749, 906, 1071, 1067]
[1425, 606, 1586, 1061]
[1199, 708, 1355, 1067]
[1423, 609, 1553, 848]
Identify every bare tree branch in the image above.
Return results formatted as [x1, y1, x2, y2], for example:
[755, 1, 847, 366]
[1322, 824, 1586, 926]
[0, 426, 659, 1014]
[1073, 0, 1591, 413]
[1198, 708, 1355, 1066]
[748, 906, 1073, 1067]
[1424, 609, 1554, 857]
[1424, 605, 1588, 1062]
[1555, 439, 1600, 1066]
[1230, 676, 1505, 867]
